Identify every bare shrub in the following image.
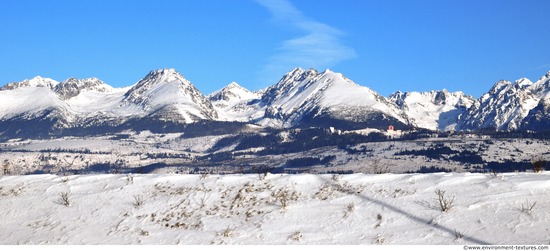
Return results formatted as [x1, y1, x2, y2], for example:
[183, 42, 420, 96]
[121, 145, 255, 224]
[290, 231, 302, 241]
[134, 195, 144, 208]
[60, 176, 69, 183]
[253, 165, 273, 180]
[199, 190, 211, 209]
[272, 189, 297, 209]
[140, 229, 149, 236]
[488, 168, 501, 178]
[113, 159, 126, 174]
[60, 192, 70, 206]
[375, 234, 386, 244]
[347, 202, 356, 212]
[375, 214, 382, 228]
[531, 156, 547, 173]
[200, 169, 210, 180]
[2, 161, 10, 175]
[372, 159, 390, 174]
[435, 189, 454, 212]
[238, 166, 243, 175]
[219, 225, 235, 238]
[454, 229, 466, 240]
[126, 174, 134, 184]
[344, 202, 356, 218]
[521, 200, 537, 213]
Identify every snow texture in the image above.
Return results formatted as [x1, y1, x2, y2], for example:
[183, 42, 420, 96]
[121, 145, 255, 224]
[1, 172, 550, 244]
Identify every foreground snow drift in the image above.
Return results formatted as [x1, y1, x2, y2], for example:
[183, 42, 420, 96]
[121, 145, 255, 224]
[1, 172, 550, 245]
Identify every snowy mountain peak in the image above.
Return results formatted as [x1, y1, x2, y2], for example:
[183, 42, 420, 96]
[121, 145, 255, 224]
[207, 82, 257, 102]
[227, 82, 241, 88]
[145, 68, 187, 84]
[514, 78, 533, 87]
[124, 68, 193, 100]
[488, 80, 513, 94]
[281, 67, 320, 82]
[0, 76, 59, 91]
[53, 77, 112, 100]
[119, 68, 218, 122]
[388, 90, 475, 130]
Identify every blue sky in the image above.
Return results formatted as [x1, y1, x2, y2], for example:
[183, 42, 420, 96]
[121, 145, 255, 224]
[1, 0, 549, 98]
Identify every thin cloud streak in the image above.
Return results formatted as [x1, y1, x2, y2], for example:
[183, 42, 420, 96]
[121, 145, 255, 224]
[530, 63, 550, 71]
[255, 0, 357, 86]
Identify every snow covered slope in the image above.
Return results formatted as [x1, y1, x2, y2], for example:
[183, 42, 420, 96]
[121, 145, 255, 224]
[1, 172, 550, 244]
[0, 69, 218, 138]
[253, 68, 410, 129]
[3, 68, 550, 138]
[389, 89, 475, 131]
[0, 76, 59, 91]
[207, 82, 263, 122]
[120, 68, 218, 123]
[519, 71, 550, 130]
[459, 71, 550, 131]
[458, 78, 538, 131]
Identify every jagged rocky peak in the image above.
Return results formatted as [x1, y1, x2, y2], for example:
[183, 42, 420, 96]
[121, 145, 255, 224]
[434, 89, 449, 105]
[388, 91, 407, 110]
[514, 78, 533, 87]
[280, 67, 320, 83]
[144, 68, 185, 83]
[120, 68, 218, 121]
[208, 82, 256, 102]
[488, 79, 514, 94]
[53, 77, 112, 100]
[0, 76, 59, 91]
[124, 68, 196, 101]
[263, 67, 321, 101]
[134, 68, 190, 88]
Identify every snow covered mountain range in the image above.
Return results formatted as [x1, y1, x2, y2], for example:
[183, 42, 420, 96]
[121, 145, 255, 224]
[1, 68, 550, 139]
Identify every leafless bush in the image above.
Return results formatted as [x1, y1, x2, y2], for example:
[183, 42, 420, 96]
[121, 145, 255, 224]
[531, 156, 547, 173]
[126, 174, 134, 184]
[375, 234, 386, 244]
[488, 168, 501, 178]
[521, 200, 537, 213]
[200, 169, 210, 180]
[371, 159, 390, 174]
[290, 231, 302, 241]
[60, 176, 69, 183]
[375, 214, 383, 228]
[454, 229, 465, 240]
[134, 195, 144, 208]
[113, 159, 126, 174]
[140, 229, 149, 236]
[435, 189, 454, 212]
[60, 192, 70, 206]
[253, 165, 273, 180]
[344, 202, 356, 218]
[347, 202, 356, 212]
[272, 189, 298, 209]
[199, 190, 211, 209]
[219, 225, 235, 238]
[2, 161, 10, 175]
[332, 174, 342, 182]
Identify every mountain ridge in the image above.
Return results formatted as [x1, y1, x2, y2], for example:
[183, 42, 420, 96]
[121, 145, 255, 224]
[2, 68, 550, 140]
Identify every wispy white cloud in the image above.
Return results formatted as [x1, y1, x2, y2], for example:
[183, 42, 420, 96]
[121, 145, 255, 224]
[530, 63, 550, 71]
[255, 0, 357, 85]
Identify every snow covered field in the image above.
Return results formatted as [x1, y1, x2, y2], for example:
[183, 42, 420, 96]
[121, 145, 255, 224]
[1, 172, 550, 245]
